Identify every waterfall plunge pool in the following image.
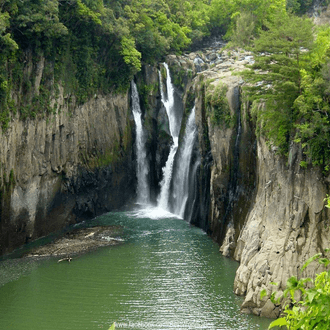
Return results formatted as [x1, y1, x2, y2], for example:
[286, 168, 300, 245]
[0, 207, 272, 330]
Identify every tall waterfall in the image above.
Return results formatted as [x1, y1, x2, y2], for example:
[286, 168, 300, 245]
[131, 80, 150, 204]
[132, 63, 199, 222]
[157, 63, 180, 210]
[172, 107, 198, 218]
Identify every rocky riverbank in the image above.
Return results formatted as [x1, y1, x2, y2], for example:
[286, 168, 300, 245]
[25, 226, 124, 259]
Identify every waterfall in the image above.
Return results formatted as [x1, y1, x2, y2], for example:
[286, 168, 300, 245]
[132, 62, 199, 222]
[157, 63, 180, 210]
[172, 107, 198, 218]
[131, 80, 150, 204]
[159, 63, 181, 138]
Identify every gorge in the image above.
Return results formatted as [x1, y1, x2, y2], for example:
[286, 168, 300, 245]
[1, 41, 329, 322]
[1, 3, 330, 326]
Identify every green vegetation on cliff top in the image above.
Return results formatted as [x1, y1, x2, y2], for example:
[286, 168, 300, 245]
[0, 0, 330, 168]
[240, 11, 330, 171]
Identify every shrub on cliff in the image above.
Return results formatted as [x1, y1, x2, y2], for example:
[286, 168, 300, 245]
[267, 252, 330, 329]
[240, 12, 314, 152]
[205, 82, 232, 128]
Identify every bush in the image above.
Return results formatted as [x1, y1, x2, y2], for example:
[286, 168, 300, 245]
[206, 83, 232, 128]
[267, 251, 330, 329]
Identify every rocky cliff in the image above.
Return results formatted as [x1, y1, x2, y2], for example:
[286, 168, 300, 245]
[0, 74, 136, 255]
[0, 56, 177, 256]
[169, 43, 330, 318]
[233, 139, 330, 317]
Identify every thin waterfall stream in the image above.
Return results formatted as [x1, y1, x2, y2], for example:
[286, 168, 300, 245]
[131, 80, 150, 204]
[157, 63, 181, 211]
[172, 106, 199, 218]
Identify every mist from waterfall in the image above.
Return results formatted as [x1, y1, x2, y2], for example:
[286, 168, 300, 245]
[157, 64, 180, 210]
[131, 80, 150, 204]
[172, 106, 198, 218]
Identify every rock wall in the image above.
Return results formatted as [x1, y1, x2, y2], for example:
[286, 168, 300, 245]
[0, 84, 135, 255]
[233, 139, 330, 317]
[171, 44, 330, 318]
[135, 64, 172, 201]
[179, 47, 257, 246]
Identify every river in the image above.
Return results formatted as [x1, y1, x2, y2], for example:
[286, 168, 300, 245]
[0, 206, 271, 330]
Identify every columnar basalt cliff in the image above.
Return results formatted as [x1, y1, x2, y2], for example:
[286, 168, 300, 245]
[168, 45, 330, 318]
[0, 71, 136, 255]
[233, 140, 330, 317]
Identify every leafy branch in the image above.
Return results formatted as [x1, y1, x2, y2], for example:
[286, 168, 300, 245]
[266, 250, 330, 329]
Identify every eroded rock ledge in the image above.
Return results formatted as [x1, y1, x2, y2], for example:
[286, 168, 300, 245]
[25, 226, 124, 258]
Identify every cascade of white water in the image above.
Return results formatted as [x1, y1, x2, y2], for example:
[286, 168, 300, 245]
[157, 64, 180, 210]
[131, 80, 149, 204]
[172, 107, 197, 218]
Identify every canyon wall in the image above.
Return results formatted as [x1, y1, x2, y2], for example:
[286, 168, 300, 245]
[233, 138, 330, 317]
[0, 58, 174, 256]
[0, 65, 136, 255]
[169, 45, 330, 318]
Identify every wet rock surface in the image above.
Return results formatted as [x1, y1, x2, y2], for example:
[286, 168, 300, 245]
[25, 226, 124, 258]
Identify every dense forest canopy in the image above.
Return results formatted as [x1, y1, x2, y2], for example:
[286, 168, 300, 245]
[0, 0, 330, 168]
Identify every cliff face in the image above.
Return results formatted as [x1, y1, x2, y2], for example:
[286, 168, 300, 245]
[234, 139, 330, 317]
[195, 53, 329, 318]
[0, 84, 135, 255]
[171, 45, 330, 318]
[183, 48, 257, 248]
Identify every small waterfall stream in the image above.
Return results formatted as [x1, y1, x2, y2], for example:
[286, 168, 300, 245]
[131, 80, 150, 204]
[157, 63, 181, 210]
[172, 106, 198, 218]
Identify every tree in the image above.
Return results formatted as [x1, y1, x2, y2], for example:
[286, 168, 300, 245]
[241, 12, 314, 152]
[230, 11, 256, 47]
[208, 0, 235, 36]
[286, 0, 314, 14]
[226, 0, 286, 41]
[120, 36, 141, 72]
[14, 0, 68, 42]
[293, 26, 330, 168]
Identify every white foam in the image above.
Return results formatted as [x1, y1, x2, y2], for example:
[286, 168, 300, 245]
[129, 206, 182, 220]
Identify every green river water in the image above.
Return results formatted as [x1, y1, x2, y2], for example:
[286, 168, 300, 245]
[0, 207, 272, 330]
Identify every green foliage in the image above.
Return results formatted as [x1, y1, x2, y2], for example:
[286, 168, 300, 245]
[109, 323, 115, 330]
[0, 0, 218, 127]
[299, 160, 307, 168]
[14, 0, 68, 53]
[220, 0, 286, 41]
[206, 83, 232, 128]
[241, 12, 314, 153]
[293, 26, 330, 169]
[230, 11, 256, 47]
[0, 11, 18, 54]
[286, 0, 318, 14]
[208, 0, 235, 36]
[324, 194, 330, 209]
[0, 0, 328, 136]
[268, 251, 330, 329]
[120, 36, 142, 72]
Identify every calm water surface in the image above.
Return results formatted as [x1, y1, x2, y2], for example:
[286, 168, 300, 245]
[0, 207, 271, 329]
